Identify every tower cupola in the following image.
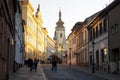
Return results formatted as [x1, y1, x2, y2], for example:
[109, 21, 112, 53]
[56, 10, 64, 27]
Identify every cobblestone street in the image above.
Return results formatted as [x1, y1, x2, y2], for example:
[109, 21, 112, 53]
[9, 64, 120, 80]
[9, 64, 47, 80]
[42, 64, 120, 80]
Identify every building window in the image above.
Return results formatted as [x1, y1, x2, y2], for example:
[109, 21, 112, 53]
[89, 29, 92, 41]
[81, 32, 83, 43]
[101, 49, 104, 63]
[111, 24, 119, 34]
[96, 50, 99, 67]
[93, 28, 95, 39]
[115, 24, 118, 32]
[60, 33, 62, 38]
[79, 35, 80, 44]
[99, 23, 102, 35]
[111, 48, 119, 62]
[96, 26, 98, 38]
[111, 26, 114, 33]
[101, 48, 107, 63]
[103, 19, 107, 33]
[73, 36, 76, 43]
[85, 30, 87, 41]
[80, 33, 82, 44]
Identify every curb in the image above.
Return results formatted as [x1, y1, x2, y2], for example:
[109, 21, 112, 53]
[39, 64, 48, 80]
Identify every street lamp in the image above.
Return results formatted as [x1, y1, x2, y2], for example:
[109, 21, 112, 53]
[92, 40, 95, 73]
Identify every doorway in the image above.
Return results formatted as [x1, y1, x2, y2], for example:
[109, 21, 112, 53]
[96, 50, 99, 70]
[111, 48, 119, 74]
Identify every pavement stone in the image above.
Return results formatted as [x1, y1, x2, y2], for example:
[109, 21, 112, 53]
[9, 64, 47, 80]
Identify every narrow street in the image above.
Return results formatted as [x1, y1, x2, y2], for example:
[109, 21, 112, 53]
[41, 64, 108, 80]
[9, 63, 120, 80]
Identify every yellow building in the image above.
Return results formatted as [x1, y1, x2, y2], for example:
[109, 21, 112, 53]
[42, 28, 48, 60]
[20, 0, 45, 60]
[67, 32, 72, 65]
[46, 35, 56, 58]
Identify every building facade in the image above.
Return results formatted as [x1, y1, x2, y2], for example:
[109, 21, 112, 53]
[67, 0, 120, 74]
[70, 22, 84, 65]
[14, 0, 24, 71]
[20, 0, 44, 60]
[68, 13, 99, 66]
[87, 0, 120, 73]
[66, 33, 71, 65]
[0, 0, 16, 79]
[42, 28, 48, 61]
[87, 13, 109, 72]
[46, 35, 56, 61]
[108, 0, 120, 74]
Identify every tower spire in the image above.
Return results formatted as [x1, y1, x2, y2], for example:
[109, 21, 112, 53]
[56, 10, 64, 27]
[59, 9, 61, 21]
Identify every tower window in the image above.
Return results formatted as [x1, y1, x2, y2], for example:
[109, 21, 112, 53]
[60, 33, 62, 38]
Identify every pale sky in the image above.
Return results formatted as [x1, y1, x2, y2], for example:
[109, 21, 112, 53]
[30, 0, 113, 38]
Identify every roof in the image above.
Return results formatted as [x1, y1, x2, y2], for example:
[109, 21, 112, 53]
[71, 22, 83, 31]
[88, 0, 120, 27]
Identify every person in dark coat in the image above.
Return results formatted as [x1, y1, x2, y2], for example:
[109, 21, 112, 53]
[51, 59, 57, 71]
[33, 58, 38, 72]
[27, 58, 33, 71]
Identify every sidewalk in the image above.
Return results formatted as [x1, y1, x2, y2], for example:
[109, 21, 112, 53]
[63, 64, 120, 80]
[9, 64, 48, 80]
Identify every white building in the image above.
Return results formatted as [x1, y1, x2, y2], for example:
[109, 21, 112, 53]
[15, 0, 24, 70]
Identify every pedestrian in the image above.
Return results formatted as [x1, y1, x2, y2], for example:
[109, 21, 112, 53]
[27, 58, 33, 71]
[51, 58, 57, 71]
[33, 58, 39, 72]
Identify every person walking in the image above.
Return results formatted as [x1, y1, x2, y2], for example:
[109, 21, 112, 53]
[51, 58, 57, 71]
[33, 58, 39, 72]
[27, 58, 33, 72]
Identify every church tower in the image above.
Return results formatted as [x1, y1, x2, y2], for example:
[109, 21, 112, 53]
[54, 10, 66, 53]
